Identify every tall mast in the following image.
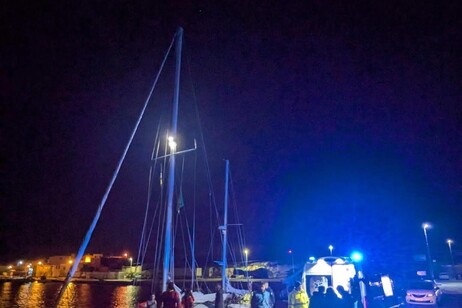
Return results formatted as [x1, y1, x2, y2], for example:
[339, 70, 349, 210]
[162, 26, 183, 292]
[221, 160, 230, 291]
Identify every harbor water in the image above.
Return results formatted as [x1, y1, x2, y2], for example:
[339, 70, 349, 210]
[0, 281, 152, 308]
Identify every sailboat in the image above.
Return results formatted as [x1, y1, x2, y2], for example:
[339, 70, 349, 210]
[55, 27, 250, 307]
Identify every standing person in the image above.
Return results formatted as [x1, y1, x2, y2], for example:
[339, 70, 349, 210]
[324, 287, 341, 308]
[309, 286, 325, 308]
[137, 294, 157, 308]
[251, 283, 270, 308]
[159, 282, 181, 308]
[288, 282, 309, 308]
[262, 282, 275, 308]
[215, 282, 224, 308]
[336, 285, 353, 308]
[181, 289, 194, 308]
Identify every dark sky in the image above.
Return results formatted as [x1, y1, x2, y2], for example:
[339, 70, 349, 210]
[2, 1, 462, 269]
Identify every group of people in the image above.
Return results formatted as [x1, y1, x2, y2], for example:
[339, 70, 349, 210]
[139, 280, 355, 308]
[137, 282, 195, 308]
[288, 282, 355, 308]
[310, 285, 355, 308]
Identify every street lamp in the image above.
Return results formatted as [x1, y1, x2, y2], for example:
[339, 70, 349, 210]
[328, 245, 333, 256]
[351, 251, 366, 307]
[447, 239, 455, 279]
[243, 248, 249, 280]
[129, 257, 133, 272]
[422, 223, 434, 280]
[288, 249, 294, 273]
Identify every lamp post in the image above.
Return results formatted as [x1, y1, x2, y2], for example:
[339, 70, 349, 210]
[243, 248, 249, 281]
[129, 257, 133, 273]
[288, 249, 294, 273]
[328, 245, 333, 256]
[447, 239, 455, 279]
[351, 251, 366, 307]
[422, 223, 434, 280]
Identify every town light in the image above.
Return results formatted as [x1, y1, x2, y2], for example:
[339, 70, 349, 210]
[38, 261, 42, 265]
[328, 245, 333, 256]
[309, 256, 316, 262]
[124, 253, 128, 258]
[288, 249, 294, 273]
[68, 260, 73, 264]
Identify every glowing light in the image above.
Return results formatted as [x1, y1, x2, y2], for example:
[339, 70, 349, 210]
[328, 245, 333, 255]
[68, 260, 73, 264]
[422, 222, 432, 229]
[351, 251, 363, 262]
[38, 261, 42, 265]
[308, 256, 316, 262]
[447, 239, 453, 245]
[8, 265, 12, 269]
[243, 249, 249, 255]
[18, 260, 23, 265]
[288, 249, 293, 254]
[85, 256, 91, 263]
[124, 253, 128, 258]
[168, 136, 177, 151]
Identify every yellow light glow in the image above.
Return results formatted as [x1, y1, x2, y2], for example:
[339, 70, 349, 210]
[38, 261, 42, 265]
[244, 249, 249, 255]
[68, 260, 73, 264]
[84, 256, 91, 263]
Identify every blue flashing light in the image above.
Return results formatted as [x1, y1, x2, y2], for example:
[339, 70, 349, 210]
[351, 251, 363, 262]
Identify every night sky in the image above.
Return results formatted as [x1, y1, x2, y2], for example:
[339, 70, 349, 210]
[2, 1, 461, 270]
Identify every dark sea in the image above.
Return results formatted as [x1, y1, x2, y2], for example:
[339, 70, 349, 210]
[0, 281, 153, 307]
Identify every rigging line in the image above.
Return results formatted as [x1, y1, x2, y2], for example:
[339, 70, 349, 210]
[191, 146, 198, 291]
[137, 121, 162, 270]
[151, 138, 168, 292]
[179, 211, 190, 290]
[153, 134, 169, 284]
[184, 42, 221, 274]
[203, 192, 215, 269]
[141, 136, 163, 263]
[150, 201, 163, 294]
[142, 196, 161, 264]
[229, 169, 246, 256]
[228, 170, 247, 291]
[155, 138, 170, 283]
[181, 151, 198, 289]
[172, 206, 181, 282]
[55, 32, 176, 307]
[185, 45, 221, 226]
